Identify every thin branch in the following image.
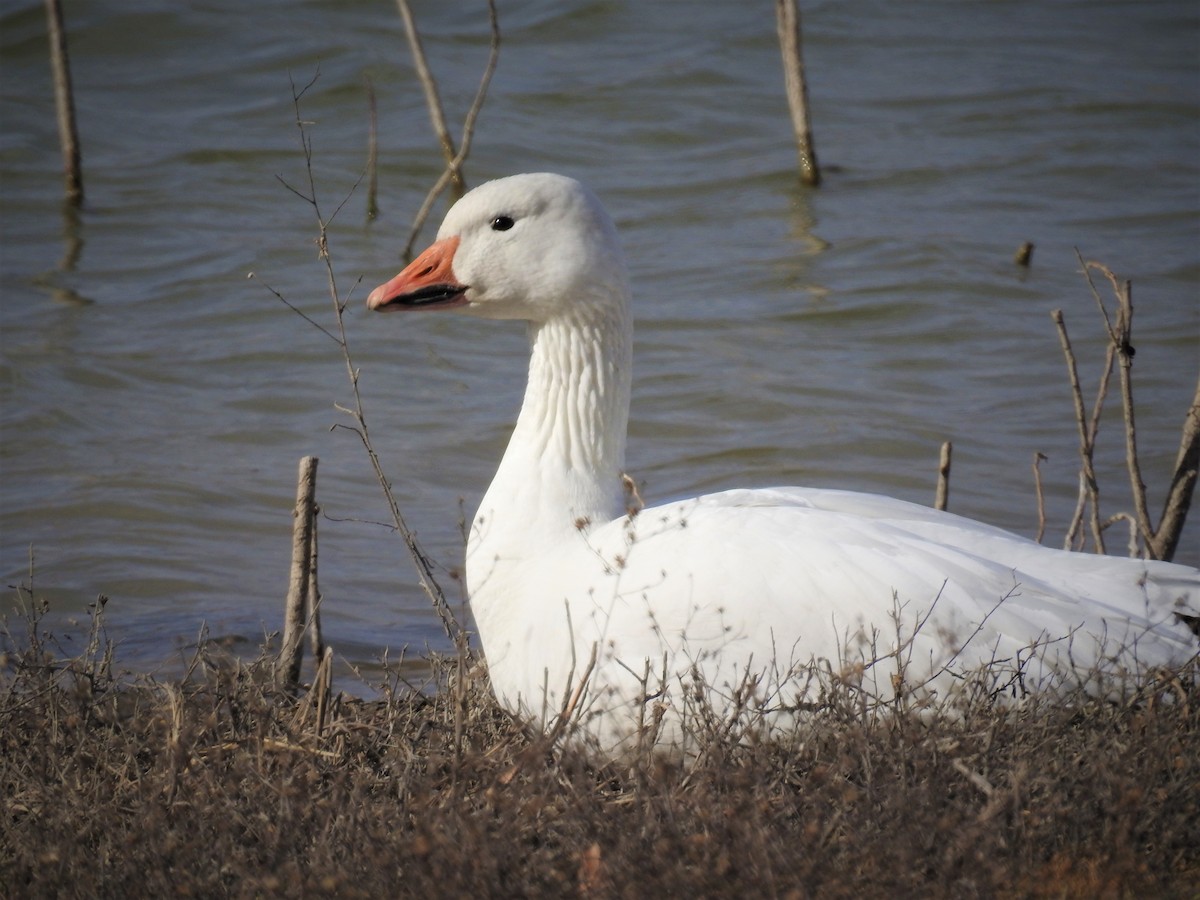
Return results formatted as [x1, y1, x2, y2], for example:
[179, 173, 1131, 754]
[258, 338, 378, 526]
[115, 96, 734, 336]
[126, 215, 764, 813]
[1072, 250, 1119, 453]
[1051, 308, 1106, 554]
[1089, 264, 1155, 554]
[273, 71, 461, 642]
[1068, 252, 1199, 561]
[249, 272, 343, 345]
[1155, 375, 1200, 562]
[1032, 452, 1048, 544]
[403, 0, 501, 259]
[395, 0, 465, 197]
[275, 173, 315, 206]
[1103, 511, 1141, 559]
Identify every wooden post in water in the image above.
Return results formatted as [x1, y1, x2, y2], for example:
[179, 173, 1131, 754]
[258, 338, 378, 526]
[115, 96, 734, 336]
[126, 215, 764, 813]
[775, 0, 820, 186]
[44, 0, 83, 206]
[281, 456, 320, 688]
[935, 442, 952, 511]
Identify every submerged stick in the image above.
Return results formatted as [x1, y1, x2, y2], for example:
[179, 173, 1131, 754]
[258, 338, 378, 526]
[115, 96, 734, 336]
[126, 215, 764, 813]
[774, 0, 820, 186]
[280, 456, 320, 688]
[44, 0, 83, 206]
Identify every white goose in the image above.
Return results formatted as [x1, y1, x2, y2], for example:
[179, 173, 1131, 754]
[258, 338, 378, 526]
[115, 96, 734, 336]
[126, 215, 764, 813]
[369, 173, 1198, 752]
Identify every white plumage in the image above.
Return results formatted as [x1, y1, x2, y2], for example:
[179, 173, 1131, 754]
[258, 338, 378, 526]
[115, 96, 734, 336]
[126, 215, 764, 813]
[369, 173, 1198, 753]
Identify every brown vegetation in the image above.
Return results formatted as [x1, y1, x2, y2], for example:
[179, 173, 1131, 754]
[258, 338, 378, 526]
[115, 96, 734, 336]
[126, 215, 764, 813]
[3, 597, 1198, 899]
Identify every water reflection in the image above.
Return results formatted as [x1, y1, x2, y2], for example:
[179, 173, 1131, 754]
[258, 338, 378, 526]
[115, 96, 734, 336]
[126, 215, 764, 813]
[57, 201, 83, 272]
[31, 201, 91, 307]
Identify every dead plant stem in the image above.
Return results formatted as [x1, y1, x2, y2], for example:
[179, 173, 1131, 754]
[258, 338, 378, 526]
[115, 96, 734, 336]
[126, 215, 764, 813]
[402, 0, 499, 259]
[280, 71, 461, 642]
[395, 0, 465, 198]
[1157, 374, 1200, 562]
[1052, 308, 1107, 553]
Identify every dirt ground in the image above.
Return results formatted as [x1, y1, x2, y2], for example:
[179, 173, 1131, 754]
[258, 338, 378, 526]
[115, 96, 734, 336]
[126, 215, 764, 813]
[2, 601, 1197, 899]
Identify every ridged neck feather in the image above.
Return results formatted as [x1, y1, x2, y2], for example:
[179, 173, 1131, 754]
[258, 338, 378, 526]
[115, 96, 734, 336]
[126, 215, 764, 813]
[476, 298, 633, 543]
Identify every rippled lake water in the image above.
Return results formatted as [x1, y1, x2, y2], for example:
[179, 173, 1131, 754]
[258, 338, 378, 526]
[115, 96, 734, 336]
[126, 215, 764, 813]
[2, 0, 1197, 678]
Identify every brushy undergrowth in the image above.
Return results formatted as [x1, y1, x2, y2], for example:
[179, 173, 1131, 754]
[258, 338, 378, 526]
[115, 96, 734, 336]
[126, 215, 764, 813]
[2, 598, 1198, 900]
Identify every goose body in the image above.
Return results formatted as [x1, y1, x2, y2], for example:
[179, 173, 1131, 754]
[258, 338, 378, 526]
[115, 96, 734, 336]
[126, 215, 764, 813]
[369, 173, 1198, 752]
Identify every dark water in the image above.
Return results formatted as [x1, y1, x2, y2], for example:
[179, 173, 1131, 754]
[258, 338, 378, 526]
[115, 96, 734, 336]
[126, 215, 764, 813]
[2, 0, 1197, 677]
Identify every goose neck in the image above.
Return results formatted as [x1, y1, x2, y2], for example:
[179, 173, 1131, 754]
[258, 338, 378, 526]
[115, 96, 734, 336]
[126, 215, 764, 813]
[494, 303, 633, 530]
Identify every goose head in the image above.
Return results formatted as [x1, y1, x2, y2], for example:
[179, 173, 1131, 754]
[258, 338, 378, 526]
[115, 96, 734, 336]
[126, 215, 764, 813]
[367, 173, 629, 324]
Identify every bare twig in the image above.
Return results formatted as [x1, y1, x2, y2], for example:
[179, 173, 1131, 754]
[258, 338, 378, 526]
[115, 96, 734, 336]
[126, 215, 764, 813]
[548, 641, 599, 745]
[1157, 375, 1200, 561]
[1051, 308, 1106, 554]
[1104, 511, 1141, 559]
[1032, 452, 1048, 544]
[249, 272, 342, 345]
[774, 0, 820, 186]
[403, 0, 501, 259]
[1079, 259, 1200, 561]
[951, 757, 995, 799]
[44, 0, 83, 206]
[395, 0, 464, 196]
[273, 71, 462, 642]
[1086, 264, 1155, 551]
[934, 441, 952, 511]
[1052, 253, 1200, 561]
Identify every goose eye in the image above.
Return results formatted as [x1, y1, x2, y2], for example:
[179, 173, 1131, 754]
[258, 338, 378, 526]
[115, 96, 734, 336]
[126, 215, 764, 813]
[490, 215, 515, 232]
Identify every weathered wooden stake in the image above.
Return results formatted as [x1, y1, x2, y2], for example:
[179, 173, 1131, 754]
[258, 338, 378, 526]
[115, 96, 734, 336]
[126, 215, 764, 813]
[775, 0, 820, 186]
[280, 456, 319, 688]
[44, 0, 83, 206]
[935, 441, 952, 511]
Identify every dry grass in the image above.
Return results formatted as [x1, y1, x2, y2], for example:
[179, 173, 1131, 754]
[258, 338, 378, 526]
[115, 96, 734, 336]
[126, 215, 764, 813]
[2, 598, 1198, 899]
